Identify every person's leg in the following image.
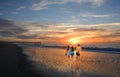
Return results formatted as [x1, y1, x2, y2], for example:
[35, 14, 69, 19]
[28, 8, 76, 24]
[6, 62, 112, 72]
[76, 53, 80, 60]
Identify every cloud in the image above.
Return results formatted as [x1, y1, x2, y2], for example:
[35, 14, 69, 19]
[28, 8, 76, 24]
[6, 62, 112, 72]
[60, 8, 73, 13]
[73, 28, 105, 32]
[0, 19, 28, 38]
[0, 13, 3, 15]
[82, 23, 120, 41]
[71, 16, 79, 22]
[93, 23, 120, 38]
[0, 31, 14, 37]
[0, 18, 120, 45]
[91, 23, 120, 28]
[16, 35, 38, 39]
[19, 23, 72, 39]
[66, 22, 120, 44]
[80, 13, 112, 18]
[32, 0, 105, 11]
[0, 19, 14, 27]
[100, 31, 120, 38]
[16, 6, 26, 11]
[71, 16, 88, 22]
[86, 0, 105, 6]
[11, 11, 19, 14]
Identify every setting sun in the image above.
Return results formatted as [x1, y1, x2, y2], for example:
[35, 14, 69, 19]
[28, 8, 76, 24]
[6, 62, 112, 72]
[69, 37, 81, 44]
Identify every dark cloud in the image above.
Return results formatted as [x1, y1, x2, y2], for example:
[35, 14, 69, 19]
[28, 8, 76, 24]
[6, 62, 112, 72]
[100, 31, 120, 38]
[0, 19, 14, 27]
[29, 23, 43, 26]
[37, 36, 62, 40]
[0, 18, 28, 37]
[16, 35, 37, 39]
[49, 31, 70, 34]
[0, 31, 14, 37]
[28, 22, 48, 28]
[73, 28, 105, 32]
[37, 36, 51, 39]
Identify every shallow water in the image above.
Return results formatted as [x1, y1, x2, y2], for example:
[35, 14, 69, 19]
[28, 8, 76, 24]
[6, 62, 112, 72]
[24, 47, 120, 77]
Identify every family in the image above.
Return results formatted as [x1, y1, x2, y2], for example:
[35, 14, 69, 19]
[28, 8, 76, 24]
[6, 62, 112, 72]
[66, 44, 82, 59]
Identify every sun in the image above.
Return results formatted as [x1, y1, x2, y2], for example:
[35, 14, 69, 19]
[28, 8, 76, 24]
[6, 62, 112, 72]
[69, 37, 81, 44]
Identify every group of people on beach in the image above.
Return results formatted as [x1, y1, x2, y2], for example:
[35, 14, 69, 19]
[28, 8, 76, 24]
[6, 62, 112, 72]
[66, 44, 82, 58]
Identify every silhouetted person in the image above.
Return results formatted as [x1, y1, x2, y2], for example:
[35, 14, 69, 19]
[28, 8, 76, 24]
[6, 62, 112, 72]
[71, 46, 75, 57]
[66, 45, 70, 57]
[76, 44, 82, 59]
[67, 45, 70, 51]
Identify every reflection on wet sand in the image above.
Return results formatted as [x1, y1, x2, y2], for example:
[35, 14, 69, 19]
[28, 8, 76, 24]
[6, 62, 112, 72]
[25, 47, 120, 77]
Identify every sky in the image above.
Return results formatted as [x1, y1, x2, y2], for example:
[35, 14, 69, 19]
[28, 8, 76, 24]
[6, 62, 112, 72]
[0, 0, 120, 48]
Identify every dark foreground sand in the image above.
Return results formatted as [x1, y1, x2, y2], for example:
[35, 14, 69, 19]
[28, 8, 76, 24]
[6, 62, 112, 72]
[0, 42, 42, 77]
